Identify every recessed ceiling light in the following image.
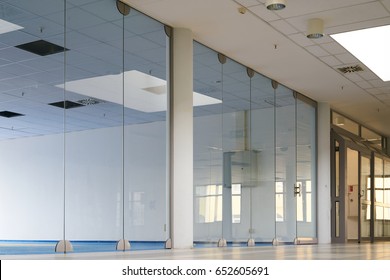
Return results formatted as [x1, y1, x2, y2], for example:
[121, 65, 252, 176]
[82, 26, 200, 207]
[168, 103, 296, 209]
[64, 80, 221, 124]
[0, 19, 23, 35]
[331, 25, 390, 82]
[265, 0, 286, 11]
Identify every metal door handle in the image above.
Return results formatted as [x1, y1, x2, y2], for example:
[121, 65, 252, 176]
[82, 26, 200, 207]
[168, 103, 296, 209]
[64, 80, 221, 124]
[294, 183, 301, 197]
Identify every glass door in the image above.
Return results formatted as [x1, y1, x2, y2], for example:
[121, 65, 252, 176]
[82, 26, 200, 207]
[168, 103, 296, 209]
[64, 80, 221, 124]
[330, 131, 346, 243]
[275, 84, 296, 243]
[359, 154, 371, 242]
[296, 96, 317, 243]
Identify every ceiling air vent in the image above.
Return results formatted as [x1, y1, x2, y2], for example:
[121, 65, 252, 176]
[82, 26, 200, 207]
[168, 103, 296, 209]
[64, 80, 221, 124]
[77, 98, 104, 106]
[337, 65, 364, 74]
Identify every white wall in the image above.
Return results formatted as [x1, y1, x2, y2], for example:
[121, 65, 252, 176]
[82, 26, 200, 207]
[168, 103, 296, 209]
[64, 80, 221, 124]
[0, 121, 167, 241]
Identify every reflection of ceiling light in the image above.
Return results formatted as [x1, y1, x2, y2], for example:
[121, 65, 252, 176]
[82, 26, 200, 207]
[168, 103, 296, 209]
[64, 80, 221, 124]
[0, 19, 23, 35]
[56, 71, 221, 113]
[265, 0, 286, 10]
[331, 25, 390, 82]
[307, 18, 324, 39]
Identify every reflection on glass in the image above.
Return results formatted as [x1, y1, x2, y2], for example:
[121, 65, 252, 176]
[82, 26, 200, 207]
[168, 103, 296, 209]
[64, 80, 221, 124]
[361, 127, 382, 150]
[385, 161, 390, 237]
[0, 0, 65, 254]
[336, 202, 340, 237]
[275, 182, 284, 222]
[360, 156, 371, 239]
[332, 112, 359, 135]
[275, 85, 296, 242]
[193, 42, 223, 243]
[374, 157, 384, 237]
[335, 141, 340, 197]
[296, 99, 316, 238]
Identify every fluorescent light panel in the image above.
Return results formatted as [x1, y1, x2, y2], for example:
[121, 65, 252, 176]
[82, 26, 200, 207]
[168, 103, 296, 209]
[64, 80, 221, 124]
[0, 19, 23, 34]
[331, 25, 390, 82]
[57, 70, 221, 112]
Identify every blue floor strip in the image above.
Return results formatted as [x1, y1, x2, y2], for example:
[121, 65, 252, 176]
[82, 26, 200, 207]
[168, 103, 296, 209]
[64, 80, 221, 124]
[0, 241, 166, 255]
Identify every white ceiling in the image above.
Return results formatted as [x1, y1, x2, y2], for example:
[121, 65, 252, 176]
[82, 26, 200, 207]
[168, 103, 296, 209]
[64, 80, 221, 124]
[124, 0, 390, 137]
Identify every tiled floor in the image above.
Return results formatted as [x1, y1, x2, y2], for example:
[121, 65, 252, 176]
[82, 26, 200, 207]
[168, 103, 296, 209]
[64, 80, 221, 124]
[2, 242, 390, 260]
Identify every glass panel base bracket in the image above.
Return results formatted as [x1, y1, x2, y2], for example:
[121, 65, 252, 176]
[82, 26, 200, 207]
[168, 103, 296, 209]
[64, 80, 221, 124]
[247, 238, 255, 247]
[165, 238, 172, 249]
[116, 239, 131, 251]
[218, 238, 227, 247]
[55, 240, 73, 253]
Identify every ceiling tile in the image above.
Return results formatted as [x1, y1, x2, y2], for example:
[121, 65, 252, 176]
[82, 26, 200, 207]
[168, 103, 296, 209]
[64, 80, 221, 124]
[343, 73, 363, 82]
[320, 42, 346, 55]
[369, 79, 390, 88]
[235, 0, 261, 7]
[355, 80, 373, 89]
[288, 33, 314, 47]
[269, 20, 298, 35]
[285, 2, 390, 32]
[305, 45, 329, 57]
[358, 70, 381, 81]
[335, 53, 359, 64]
[319, 55, 342, 67]
[249, 5, 280, 22]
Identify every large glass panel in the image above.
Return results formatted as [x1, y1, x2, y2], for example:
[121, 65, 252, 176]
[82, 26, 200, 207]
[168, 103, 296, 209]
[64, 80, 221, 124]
[374, 157, 384, 237]
[0, 0, 65, 254]
[296, 98, 317, 239]
[123, 9, 167, 249]
[335, 141, 340, 197]
[346, 148, 359, 241]
[63, 2, 167, 252]
[361, 127, 382, 151]
[64, 0, 124, 252]
[193, 43, 223, 244]
[275, 84, 296, 243]
[332, 111, 359, 136]
[250, 72, 275, 243]
[221, 58, 251, 243]
[384, 160, 390, 237]
[360, 155, 371, 239]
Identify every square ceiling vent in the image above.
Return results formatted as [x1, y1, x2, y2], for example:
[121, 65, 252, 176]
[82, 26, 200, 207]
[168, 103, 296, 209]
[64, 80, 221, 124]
[15, 40, 68, 56]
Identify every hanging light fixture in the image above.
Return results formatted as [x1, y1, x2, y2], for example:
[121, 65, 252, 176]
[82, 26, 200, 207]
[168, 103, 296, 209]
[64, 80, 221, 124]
[265, 0, 286, 11]
[307, 18, 324, 39]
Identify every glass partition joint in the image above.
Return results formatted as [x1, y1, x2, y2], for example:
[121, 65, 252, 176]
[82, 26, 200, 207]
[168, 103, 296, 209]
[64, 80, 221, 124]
[55, 240, 73, 253]
[165, 238, 172, 249]
[116, 239, 131, 251]
[247, 238, 255, 247]
[218, 238, 227, 247]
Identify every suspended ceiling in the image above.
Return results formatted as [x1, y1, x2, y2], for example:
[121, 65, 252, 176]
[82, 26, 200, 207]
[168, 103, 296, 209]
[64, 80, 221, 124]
[124, 0, 390, 137]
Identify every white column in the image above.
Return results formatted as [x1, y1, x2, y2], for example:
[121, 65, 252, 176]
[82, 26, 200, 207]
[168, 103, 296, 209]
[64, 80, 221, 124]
[169, 28, 193, 249]
[317, 102, 331, 243]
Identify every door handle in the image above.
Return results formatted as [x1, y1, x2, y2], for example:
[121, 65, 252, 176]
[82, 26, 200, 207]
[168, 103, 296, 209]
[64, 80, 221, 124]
[294, 183, 301, 197]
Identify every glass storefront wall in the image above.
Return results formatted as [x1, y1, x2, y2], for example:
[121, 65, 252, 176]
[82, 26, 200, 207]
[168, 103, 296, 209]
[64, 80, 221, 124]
[0, 0, 167, 254]
[0, 0, 318, 255]
[193, 42, 317, 246]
